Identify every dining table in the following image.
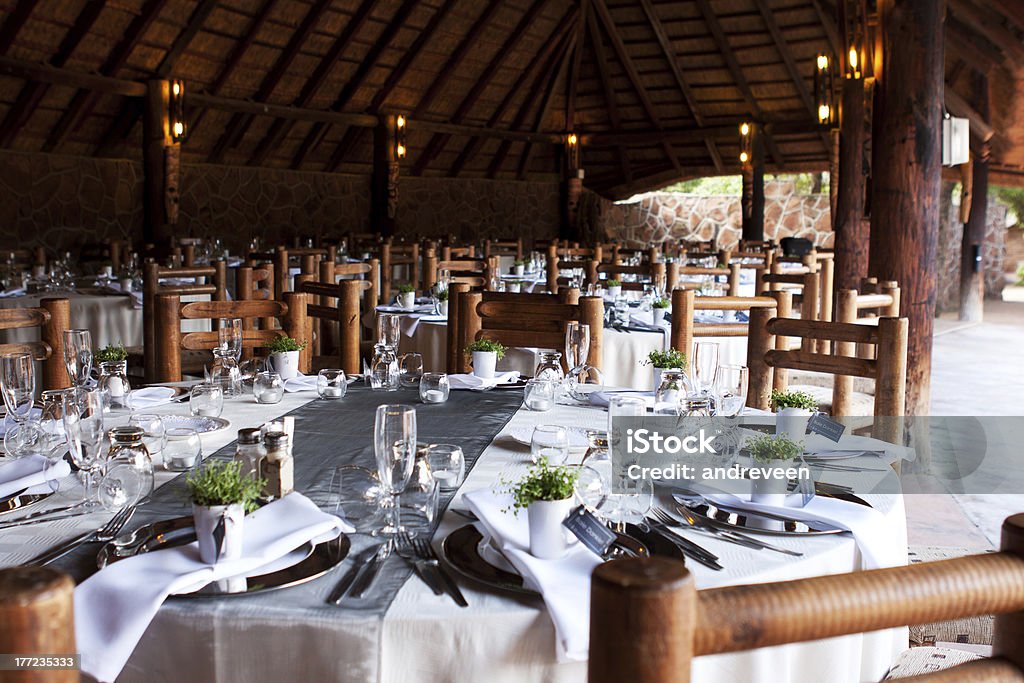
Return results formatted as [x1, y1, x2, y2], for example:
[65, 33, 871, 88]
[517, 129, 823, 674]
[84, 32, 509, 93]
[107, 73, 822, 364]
[0, 381, 908, 683]
[0, 289, 142, 348]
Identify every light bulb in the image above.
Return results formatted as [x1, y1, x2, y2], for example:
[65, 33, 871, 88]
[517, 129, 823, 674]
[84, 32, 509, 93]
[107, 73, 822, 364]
[740, 122, 750, 136]
[849, 47, 859, 71]
[396, 144, 406, 158]
[396, 115, 406, 129]
[818, 104, 830, 123]
[739, 151, 749, 163]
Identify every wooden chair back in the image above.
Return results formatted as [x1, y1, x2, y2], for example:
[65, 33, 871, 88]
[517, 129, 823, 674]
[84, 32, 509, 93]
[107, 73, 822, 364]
[381, 240, 421, 302]
[423, 254, 498, 291]
[454, 290, 602, 374]
[589, 514, 1024, 683]
[746, 308, 908, 420]
[668, 263, 740, 296]
[597, 261, 667, 292]
[441, 245, 476, 261]
[668, 290, 777, 363]
[153, 293, 309, 383]
[295, 278, 371, 375]
[836, 281, 901, 362]
[0, 298, 71, 391]
[484, 238, 524, 261]
[143, 260, 227, 382]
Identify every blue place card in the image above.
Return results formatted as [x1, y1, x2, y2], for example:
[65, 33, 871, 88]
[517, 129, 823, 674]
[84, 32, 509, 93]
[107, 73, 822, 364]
[562, 505, 617, 557]
[808, 413, 846, 442]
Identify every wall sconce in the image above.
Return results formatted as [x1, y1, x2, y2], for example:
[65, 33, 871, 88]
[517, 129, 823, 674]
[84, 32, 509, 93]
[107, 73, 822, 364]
[169, 79, 186, 142]
[739, 122, 752, 167]
[395, 114, 407, 159]
[840, 0, 868, 79]
[814, 53, 835, 126]
[566, 131, 580, 169]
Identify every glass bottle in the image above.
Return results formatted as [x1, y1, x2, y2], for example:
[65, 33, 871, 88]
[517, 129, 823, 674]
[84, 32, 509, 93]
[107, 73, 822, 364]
[207, 347, 242, 397]
[368, 343, 400, 391]
[101, 426, 155, 508]
[403, 448, 439, 537]
[98, 360, 131, 410]
[654, 370, 692, 416]
[260, 431, 294, 500]
[234, 428, 265, 484]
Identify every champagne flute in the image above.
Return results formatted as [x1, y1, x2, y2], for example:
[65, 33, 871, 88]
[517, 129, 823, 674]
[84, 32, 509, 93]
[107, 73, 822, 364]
[63, 329, 93, 389]
[1, 352, 40, 457]
[692, 341, 720, 394]
[62, 389, 106, 504]
[374, 404, 417, 536]
[218, 318, 243, 362]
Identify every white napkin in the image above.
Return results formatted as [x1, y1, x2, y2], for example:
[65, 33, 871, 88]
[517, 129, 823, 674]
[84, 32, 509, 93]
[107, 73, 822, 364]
[464, 488, 599, 661]
[126, 387, 176, 410]
[804, 432, 914, 463]
[400, 313, 447, 337]
[447, 371, 520, 391]
[75, 493, 352, 682]
[0, 455, 71, 499]
[0, 288, 26, 298]
[588, 390, 654, 409]
[283, 373, 319, 392]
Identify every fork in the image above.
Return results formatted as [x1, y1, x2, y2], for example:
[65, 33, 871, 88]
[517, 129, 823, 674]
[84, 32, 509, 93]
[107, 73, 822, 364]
[396, 530, 443, 595]
[26, 505, 137, 566]
[411, 536, 468, 607]
[653, 506, 803, 557]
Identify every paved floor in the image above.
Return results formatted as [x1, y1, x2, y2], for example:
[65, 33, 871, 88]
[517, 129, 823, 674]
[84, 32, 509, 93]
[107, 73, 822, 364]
[906, 287, 1024, 550]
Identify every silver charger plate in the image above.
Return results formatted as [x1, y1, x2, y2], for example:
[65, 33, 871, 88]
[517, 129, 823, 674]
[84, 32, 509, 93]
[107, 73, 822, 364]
[97, 517, 350, 598]
[677, 488, 872, 537]
[159, 415, 230, 434]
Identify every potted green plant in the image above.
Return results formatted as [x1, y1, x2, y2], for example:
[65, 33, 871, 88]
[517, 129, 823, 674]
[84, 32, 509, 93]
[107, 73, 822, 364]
[770, 389, 818, 441]
[466, 339, 506, 379]
[397, 283, 416, 309]
[186, 461, 263, 564]
[642, 348, 688, 392]
[435, 288, 449, 316]
[651, 297, 670, 326]
[95, 343, 130, 409]
[506, 457, 580, 559]
[266, 335, 307, 380]
[745, 433, 803, 506]
[605, 279, 622, 298]
[513, 259, 526, 277]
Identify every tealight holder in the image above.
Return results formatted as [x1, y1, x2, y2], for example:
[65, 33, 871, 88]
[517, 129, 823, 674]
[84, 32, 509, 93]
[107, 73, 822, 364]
[419, 373, 450, 404]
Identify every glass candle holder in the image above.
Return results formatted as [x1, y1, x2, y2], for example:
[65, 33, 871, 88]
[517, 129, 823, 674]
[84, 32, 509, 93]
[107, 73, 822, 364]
[163, 427, 201, 472]
[419, 373, 449, 404]
[253, 371, 284, 404]
[317, 369, 347, 399]
[399, 353, 424, 389]
[128, 413, 166, 457]
[189, 383, 224, 418]
[523, 378, 555, 412]
[424, 444, 465, 492]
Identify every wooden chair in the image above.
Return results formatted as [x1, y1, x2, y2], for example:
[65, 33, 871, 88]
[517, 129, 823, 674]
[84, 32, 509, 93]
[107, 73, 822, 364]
[746, 308, 908, 423]
[545, 244, 603, 293]
[454, 289, 602, 374]
[380, 239, 421, 303]
[153, 293, 310, 383]
[669, 263, 740, 296]
[441, 244, 476, 261]
[423, 252, 498, 291]
[837, 281, 901, 361]
[483, 238, 523, 261]
[597, 261, 667, 292]
[0, 298, 71, 391]
[294, 260, 379, 373]
[589, 514, 1024, 683]
[669, 289, 777, 362]
[142, 260, 227, 382]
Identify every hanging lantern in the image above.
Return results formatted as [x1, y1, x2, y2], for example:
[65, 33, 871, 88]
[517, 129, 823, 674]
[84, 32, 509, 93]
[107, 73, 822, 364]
[814, 53, 835, 126]
[169, 79, 186, 142]
[739, 122, 753, 167]
[395, 114, 407, 159]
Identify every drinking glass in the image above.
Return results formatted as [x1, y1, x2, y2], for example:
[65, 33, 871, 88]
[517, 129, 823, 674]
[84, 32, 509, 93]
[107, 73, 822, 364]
[713, 365, 749, 417]
[692, 341, 720, 394]
[317, 369, 347, 399]
[399, 353, 423, 388]
[325, 465, 384, 533]
[163, 427, 201, 471]
[253, 371, 284, 404]
[419, 373, 449, 403]
[564, 322, 590, 371]
[608, 395, 646, 461]
[63, 329, 93, 389]
[37, 389, 70, 462]
[374, 404, 417, 535]
[1, 352, 40, 456]
[376, 313, 401, 348]
[530, 424, 569, 465]
[523, 379, 555, 411]
[62, 389, 106, 503]
[128, 413, 166, 457]
[189, 383, 224, 417]
[425, 444, 465, 491]
[217, 318, 243, 361]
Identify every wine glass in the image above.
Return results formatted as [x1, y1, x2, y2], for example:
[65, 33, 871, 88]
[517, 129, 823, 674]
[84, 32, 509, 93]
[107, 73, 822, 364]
[564, 322, 590, 372]
[713, 365, 748, 417]
[63, 329, 93, 389]
[374, 404, 417, 536]
[62, 389, 106, 504]
[376, 313, 401, 348]
[1, 352, 41, 457]
[218, 318, 243, 362]
[692, 341, 720, 395]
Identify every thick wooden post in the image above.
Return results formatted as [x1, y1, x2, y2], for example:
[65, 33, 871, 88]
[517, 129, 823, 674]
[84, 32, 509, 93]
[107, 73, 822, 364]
[994, 514, 1024, 671]
[370, 115, 397, 238]
[959, 78, 989, 322]
[833, 77, 870, 292]
[0, 567, 77, 683]
[142, 80, 180, 245]
[868, 0, 943, 416]
[741, 128, 765, 242]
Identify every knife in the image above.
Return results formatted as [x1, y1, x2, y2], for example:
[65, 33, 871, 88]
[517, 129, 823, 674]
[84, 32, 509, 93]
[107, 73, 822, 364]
[326, 545, 381, 604]
[0, 501, 95, 530]
[348, 543, 390, 598]
[401, 557, 444, 596]
[432, 562, 469, 607]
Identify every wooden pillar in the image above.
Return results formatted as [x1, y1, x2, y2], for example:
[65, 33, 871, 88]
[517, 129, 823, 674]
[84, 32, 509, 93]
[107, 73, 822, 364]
[868, 0, 943, 416]
[833, 77, 870, 293]
[142, 80, 180, 246]
[741, 127, 765, 242]
[959, 75, 990, 322]
[993, 514, 1024, 671]
[0, 567, 77, 683]
[370, 115, 398, 238]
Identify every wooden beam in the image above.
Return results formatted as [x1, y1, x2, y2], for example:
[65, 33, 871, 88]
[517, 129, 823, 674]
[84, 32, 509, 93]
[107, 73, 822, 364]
[0, 55, 146, 97]
[586, 8, 631, 182]
[410, 119, 560, 144]
[945, 27, 1000, 75]
[948, 0, 1024, 64]
[43, 0, 170, 152]
[809, 0, 841, 57]
[412, 0, 552, 176]
[584, 119, 817, 147]
[207, 0, 334, 164]
[249, 0, 378, 166]
[0, 1, 35, 55]
[945, 87, 995, 143]
[565, 0, 588, 131]
[189, 92, 378, 127]
[517, 23, 577, 179]
[0, 0, 105, 147]
[946, 14, 1010, 68]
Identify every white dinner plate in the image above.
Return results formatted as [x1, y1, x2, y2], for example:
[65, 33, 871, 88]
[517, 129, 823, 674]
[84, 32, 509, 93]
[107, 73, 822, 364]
[506, 424, 590, 451]
[160, 415, 230, 434]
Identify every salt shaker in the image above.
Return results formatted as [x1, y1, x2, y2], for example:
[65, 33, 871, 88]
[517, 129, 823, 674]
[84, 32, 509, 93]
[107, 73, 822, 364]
[234, 428, 265, 483]
[260, 431, 293, 500]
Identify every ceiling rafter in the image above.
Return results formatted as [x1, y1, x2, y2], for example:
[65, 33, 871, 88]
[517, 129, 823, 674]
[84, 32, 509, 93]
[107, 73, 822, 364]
[564, 0, 588, 132]
[0, 0, 106, 148]
[312, 0, 459, 173]
[248, 0, 379, 166]
[42, 0, 171, 152]
[412, 0, 552, 176]
[0, 1, 36, 55]
[585, 7, 631, 182]
[948, 0, 1024, 64]
[448, 5, 578, 178]
[207, 0, 335, 164]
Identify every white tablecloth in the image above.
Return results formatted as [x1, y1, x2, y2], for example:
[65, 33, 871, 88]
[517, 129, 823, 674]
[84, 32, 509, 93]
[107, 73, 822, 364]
[0, 291, 142, 348]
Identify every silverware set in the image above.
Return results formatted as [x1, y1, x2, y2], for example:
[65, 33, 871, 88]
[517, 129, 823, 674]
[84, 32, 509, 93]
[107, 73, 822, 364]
[651, 507, 802, 557]
[25, 504, 136, 566]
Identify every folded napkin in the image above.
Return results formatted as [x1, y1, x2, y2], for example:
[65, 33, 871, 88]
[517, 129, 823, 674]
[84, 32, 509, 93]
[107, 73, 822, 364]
[75, 493, 352, 682]
[804, 432, 914, 463]
[126, 387, 176, 410]
[0, 454, 71, 499]
[447, 371, 520, 391]
[690, 484, 905, 570]
[627, 313, 667, 331]
[283, 373, 319, 392]
[464, 488, 599, 661]
[0, 288, 26, 298]
[588, 390, 655, 409]
[400, 313, 447, 337]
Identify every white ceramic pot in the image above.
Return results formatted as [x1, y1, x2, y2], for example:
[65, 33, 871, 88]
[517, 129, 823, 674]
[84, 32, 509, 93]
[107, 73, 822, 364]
[776, 407, 813, 442]
[528, 498, 574, 559]
[398, 292, 416, 309]
[269, 350, 300, 380]
[438, 300, 449, 316]
[102, 265, 113, 279]
[192, 502, 245, 564]
[507, 281, 521, 293]
[652, 367, 663, 391]
[471, 351, 497, 379]
[119, 277, 133, 293]
[514, 264, 525, 277]
[652, 308, 666, 326]
[607, 286, 622, 299]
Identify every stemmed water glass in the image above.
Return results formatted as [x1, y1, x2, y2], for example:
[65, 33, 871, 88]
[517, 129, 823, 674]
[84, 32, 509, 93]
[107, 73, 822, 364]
[218, 318, 243, 362]
[62, 389, 106, 504]
[713, 365, 749, 462]
[1, 352, 41, 457]
[564, 322, 603, 401]
[691, 341, 720, 395]
[63, 329, 93, 390]
[374, 404, 417, 536]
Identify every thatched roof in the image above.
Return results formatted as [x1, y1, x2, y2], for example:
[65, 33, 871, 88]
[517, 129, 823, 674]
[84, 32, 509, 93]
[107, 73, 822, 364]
[0, 0, 1021, 199]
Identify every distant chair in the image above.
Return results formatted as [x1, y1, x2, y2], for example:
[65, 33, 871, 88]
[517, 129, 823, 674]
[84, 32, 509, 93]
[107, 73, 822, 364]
[668, 289, 777, 362]
[0, 298, 71, 391]
[380, 239, 421, 303]
[484, 238, 524, 261]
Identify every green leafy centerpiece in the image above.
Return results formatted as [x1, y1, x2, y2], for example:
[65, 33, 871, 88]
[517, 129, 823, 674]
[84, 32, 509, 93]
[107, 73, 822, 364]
[397, 283, 416, 309]
[506, 457, 580, 559]
[745, 433, 803, 505]
[770, 389, 818, 441]
[466, 339, 506, 379]
[186, 461, 263, 564]
[266, 334, 306, 380]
